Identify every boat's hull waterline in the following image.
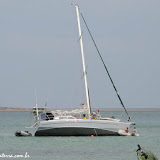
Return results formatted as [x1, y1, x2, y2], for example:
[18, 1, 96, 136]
[35, 127, 119, 136]
[35, 119, 132, 136]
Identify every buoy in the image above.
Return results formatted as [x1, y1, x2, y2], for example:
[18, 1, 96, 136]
[91, 135, 94, 137]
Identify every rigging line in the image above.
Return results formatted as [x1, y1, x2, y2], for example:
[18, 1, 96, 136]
[80, 12, 131, 121]
[94, 128, 98, 136]
[88, 88, 91, 115]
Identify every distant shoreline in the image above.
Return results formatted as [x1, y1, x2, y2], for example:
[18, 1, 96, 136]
[0, 107, 160, 112]
[0, 107, 32, 112]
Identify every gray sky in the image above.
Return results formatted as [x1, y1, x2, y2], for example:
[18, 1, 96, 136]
[0, 0, 160, 109]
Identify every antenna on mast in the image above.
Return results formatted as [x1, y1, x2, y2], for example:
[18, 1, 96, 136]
[71, 0, 78, 6]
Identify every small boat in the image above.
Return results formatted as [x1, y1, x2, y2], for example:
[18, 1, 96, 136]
[15, 131, 32, 137]
[118, 130, 139, 136]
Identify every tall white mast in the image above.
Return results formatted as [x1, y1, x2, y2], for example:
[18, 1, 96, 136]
[75, 5, 91, 118]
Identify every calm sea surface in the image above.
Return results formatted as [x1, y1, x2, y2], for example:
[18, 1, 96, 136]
[0, 111, 160, 160]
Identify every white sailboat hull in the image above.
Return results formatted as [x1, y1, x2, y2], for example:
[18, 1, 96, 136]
[35, 119, 132, 136]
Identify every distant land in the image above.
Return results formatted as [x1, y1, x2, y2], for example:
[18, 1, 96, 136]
[0, 107, 160, 112]
[0, 107, 32, 111]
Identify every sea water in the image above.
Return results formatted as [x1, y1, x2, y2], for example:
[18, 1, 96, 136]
[0, 111, 160, 160]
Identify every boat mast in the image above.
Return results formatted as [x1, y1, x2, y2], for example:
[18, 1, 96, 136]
[35, 89, 39, 121]
[75, 5, 91, 118]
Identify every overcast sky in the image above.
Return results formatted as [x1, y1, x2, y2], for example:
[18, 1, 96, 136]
[0, 0, 160, 109]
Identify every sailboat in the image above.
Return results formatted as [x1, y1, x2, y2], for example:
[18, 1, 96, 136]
[35, 5, 135, 136]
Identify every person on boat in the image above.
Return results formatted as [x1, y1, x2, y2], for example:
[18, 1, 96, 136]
[132, 127, 137, 133]
[111, 116, 115, 119]
[91, 112, 97, 119]
[96, 109, 100, 115]
[83, 114, 86, 119]
[125, 127, 129, 133]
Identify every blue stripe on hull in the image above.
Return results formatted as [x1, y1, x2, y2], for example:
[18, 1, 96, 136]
[35, 127, 119, 136]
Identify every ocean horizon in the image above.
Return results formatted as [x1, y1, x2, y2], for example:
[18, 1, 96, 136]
[0, 107, 160, 112]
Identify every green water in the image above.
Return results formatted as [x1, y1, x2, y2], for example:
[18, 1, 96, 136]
[0, 111, 159, 160]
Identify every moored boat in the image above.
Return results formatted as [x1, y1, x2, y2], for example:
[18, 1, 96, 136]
[34, 5, 136, 136]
